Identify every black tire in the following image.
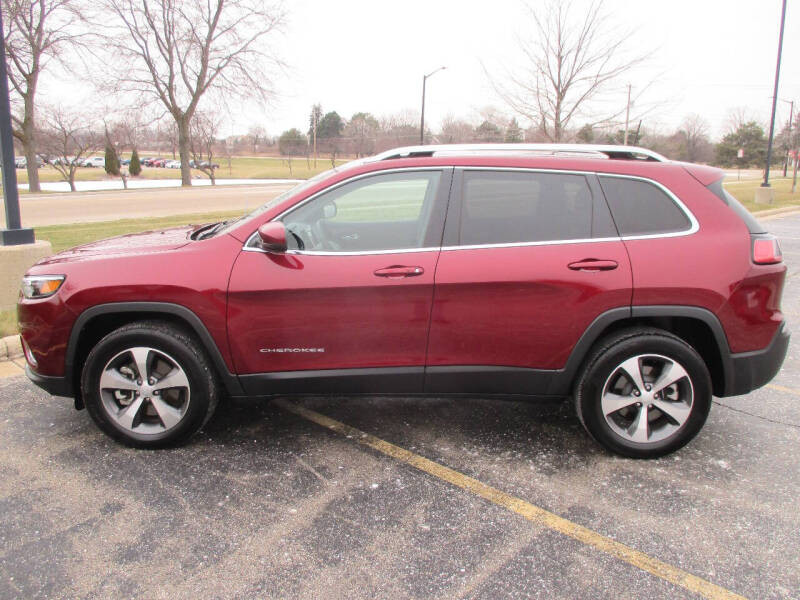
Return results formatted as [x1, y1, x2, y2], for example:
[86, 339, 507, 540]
[574, 327, 712, 459]
[81, 320, 219, 448]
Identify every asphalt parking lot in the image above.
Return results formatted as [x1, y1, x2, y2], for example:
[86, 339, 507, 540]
[2, 213, 800, 599]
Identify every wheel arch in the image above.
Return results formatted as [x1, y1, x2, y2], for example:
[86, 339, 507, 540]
[66, 302, 243, 408]
[556, 306, 733, 397]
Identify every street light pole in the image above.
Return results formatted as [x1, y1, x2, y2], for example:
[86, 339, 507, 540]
[782, 99, 793, 177]
[762, 0, 788, 189]
[420, 66, 446, 145]
[0, 8, 33, 246]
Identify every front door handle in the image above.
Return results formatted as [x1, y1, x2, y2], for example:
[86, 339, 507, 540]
[373, 265, 425, 278]
[568, 259, 619, 272]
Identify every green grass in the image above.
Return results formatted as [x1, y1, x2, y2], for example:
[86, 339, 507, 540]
[16, 156, 350, 185]
[723, 178, 800, 212]
[0, 309, 17, 339]
[37, 210, 246, 254]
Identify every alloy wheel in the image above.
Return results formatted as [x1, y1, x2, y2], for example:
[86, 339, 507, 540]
[601, 353, 693, 444]
[98, 346, 191, 435]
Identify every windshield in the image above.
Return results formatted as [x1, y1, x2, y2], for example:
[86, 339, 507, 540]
[214, 161, 366, 237]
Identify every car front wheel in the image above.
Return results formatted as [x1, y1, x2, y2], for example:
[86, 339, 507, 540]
[574, 328, 712, 458]
[81, 321, 218, 448]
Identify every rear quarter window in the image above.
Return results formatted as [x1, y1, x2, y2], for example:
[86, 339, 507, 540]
[598, 176, 691, 236]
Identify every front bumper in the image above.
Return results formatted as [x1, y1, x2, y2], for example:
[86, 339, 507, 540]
[725, 322, 790, 397]
[25, 364, 72, 398]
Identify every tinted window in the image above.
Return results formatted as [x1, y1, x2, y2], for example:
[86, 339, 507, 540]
[459, 171, 598, 245]
[280, 171, 441, 252]
[599, 176, 691, 236]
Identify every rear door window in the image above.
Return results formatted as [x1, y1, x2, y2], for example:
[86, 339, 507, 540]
[598, 176, 691, 236]
[458, 170, 612, 245]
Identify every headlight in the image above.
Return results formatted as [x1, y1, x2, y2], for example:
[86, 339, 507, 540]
[21, 275, 65, 299]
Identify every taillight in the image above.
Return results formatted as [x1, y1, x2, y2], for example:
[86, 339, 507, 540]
[752, 235, 783, 265]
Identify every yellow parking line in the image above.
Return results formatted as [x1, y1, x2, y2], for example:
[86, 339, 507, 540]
[767, 383, 800, 396]
[275, 399, 745, 600]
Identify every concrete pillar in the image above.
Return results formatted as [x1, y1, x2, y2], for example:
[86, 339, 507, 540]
[754, 187, 775, 205]
[0, 240, 53, 309]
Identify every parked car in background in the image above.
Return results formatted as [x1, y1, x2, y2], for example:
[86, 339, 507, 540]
[14, 156, 43, 168]
[52, 156, 81, 167]
[17, 143, 789, 458]
[165, 160, 181, 169]
[83, 156, 106, 168]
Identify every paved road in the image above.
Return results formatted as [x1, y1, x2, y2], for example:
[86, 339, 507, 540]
[1, 183, 295, 227]
[1, 214, 799, 599]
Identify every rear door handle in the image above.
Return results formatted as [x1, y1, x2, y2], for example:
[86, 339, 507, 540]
[568, 259, 619, 272]
[373, 265, 425, 278]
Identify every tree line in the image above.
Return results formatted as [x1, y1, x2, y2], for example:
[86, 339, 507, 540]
[274, 106, 792, 171]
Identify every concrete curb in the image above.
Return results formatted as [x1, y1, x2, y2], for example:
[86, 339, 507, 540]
[0, 334, 22, 362]
[752, 205, 800, 218]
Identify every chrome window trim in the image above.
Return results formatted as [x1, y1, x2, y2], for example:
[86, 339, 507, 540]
[241, 167, 699, 256]
[242, 245, 441, 256]
[448, 167, 699, 249]
[440, 236, 621, 252]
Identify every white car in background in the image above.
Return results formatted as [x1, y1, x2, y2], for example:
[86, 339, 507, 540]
[165, 160, 181, 169]
[83, 156, 105, 168]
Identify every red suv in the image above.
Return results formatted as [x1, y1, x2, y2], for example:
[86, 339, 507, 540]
[18, 144, 789, 458]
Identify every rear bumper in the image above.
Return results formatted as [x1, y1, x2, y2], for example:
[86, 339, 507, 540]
[25, 364, 72, 398]
[724, 322, 790, 397]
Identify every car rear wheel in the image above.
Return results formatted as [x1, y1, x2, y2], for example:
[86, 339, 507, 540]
[81, 321, 219, 448]
[574, 328, 712, 458]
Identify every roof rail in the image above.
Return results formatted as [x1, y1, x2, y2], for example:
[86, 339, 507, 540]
[368, 143, 668, 163]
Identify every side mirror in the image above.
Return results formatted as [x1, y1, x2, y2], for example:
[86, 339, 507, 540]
[257, 222, 288, 253]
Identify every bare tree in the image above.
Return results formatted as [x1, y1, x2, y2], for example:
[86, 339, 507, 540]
[106, 111, 146, 155]
[377, 110, 419, 152]
[438, 115, 475, 144]
[37, 107, 100, 191]
[247, 124, 267, 154]
[486, 0, 650, 142]
[343, 112, 378, 157]
[189, 111, 220, 184]
[2, 0, 87, 192]
[677, 114, 712, 163]
[724, 107, 761, 135]
[103, 0, 285, 186]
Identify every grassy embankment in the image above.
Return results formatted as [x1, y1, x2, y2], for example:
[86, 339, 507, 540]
[725, 177, 800, 213]
[1, 178, 798, 338]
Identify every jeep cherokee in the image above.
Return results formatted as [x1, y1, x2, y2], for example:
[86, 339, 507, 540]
[17, 144, 790, 458]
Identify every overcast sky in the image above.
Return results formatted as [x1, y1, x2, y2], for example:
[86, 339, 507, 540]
[237, 0, 797, 141]
[43, 0, 800, 142]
